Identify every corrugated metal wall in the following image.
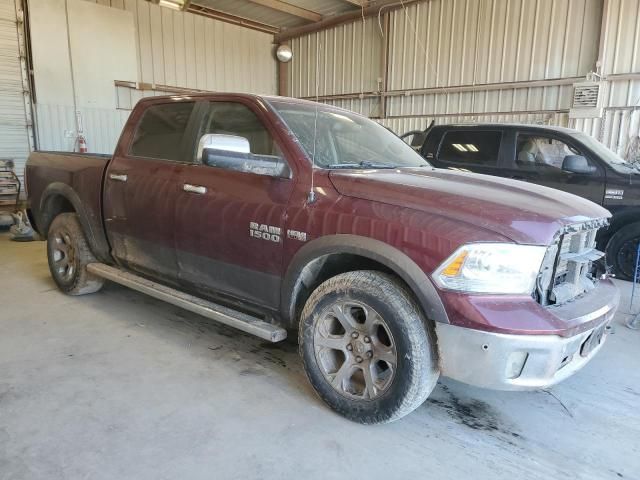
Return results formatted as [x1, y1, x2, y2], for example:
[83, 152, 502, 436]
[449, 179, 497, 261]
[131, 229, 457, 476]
[83, 0, 277, 94]
[0, 0, 30, 185]
[388, 0, 600, 89]
[286, 0, 640, 160]
[33, 0, 278, 155]
[35, 104, 130, 153]
[287, 0, 602, 118]
[570, 0, 640, 157]
[288, 17, 382, 99]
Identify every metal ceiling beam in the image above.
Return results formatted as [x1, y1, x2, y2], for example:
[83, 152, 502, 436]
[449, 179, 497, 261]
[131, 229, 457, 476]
[245, 0, 322, 22]
[274, 0, 423, 42]
[339, 0, 369, 5]
[187, 3, 280, 34]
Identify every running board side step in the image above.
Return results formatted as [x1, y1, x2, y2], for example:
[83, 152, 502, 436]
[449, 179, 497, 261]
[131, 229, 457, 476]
[87, 263, 287, 343]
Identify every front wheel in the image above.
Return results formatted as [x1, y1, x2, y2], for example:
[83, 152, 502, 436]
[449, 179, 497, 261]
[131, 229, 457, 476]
[606, 222, 640, 281]
[299, 271, 439, 424]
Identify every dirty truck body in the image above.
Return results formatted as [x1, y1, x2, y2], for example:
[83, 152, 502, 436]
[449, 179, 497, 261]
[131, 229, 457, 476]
[26, 94, 620, 423]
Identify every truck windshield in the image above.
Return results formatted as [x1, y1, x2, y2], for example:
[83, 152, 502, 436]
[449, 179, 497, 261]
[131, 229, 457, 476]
[268, 100, 430, 169]
[573, 132, 634, 169]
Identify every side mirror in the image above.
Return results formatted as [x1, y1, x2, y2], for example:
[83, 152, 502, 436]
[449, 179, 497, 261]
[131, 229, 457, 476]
[197, 133, 291, 178]
[562, 155, 596, 175]
[197, 133, 250, 164]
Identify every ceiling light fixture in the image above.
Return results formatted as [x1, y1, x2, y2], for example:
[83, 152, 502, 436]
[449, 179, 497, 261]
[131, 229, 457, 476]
[466, 144, 478, 152]
[276, 44, 293, 63]
[154, 0, 189, 11]
[452, 144, 468, 152]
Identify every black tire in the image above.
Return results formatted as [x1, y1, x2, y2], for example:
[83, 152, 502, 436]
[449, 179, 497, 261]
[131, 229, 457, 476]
[47, 213, 104, 295]
[606, 222, 640, 281]
[299, 271, 439, 424]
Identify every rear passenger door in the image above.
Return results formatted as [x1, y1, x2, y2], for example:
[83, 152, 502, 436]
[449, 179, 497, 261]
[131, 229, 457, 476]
[174, 99, 294, 309]
[433, 129, 506, 177]
[103, 100, 198, 284]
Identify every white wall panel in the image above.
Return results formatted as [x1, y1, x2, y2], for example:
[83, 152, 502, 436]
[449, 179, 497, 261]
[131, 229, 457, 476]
[30, 0, 277, 155]
[85, 0, 277, 94]
[35, 104, 129, 154]
[387, 0, 602, 91]
[599, 0, 640, 75]
[30, 0, 137, 109]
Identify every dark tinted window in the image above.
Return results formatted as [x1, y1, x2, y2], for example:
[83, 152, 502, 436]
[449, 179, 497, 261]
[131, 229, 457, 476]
[195, 102, 288, 177]
[438, 130, 501, 166]
[515, 134, 590, 171]
[198, 102, 278, 157]
[130, 102, 195, 161]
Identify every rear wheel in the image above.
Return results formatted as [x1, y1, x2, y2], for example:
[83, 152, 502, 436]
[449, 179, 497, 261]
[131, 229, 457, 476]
[299, 271, 439, 424]
[47, 213, 104, 295]
[606, 222, 640, 281]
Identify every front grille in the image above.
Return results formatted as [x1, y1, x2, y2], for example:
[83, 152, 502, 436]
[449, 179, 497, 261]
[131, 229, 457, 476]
[537, 218, 608, 306]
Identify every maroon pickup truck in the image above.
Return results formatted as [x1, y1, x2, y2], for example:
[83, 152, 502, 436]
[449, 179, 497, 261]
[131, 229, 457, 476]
[26, 94, 620, 424]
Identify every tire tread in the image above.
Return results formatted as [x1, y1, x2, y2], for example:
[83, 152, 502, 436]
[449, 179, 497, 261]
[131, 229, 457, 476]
[299, 270, 439, 424]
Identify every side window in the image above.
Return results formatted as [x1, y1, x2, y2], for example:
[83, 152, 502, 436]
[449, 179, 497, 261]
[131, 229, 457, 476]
[196, 102, 288, 177]
[130, 102, 195, 161]
[515, 134, 594, 172]
[438, 131, 502, 166]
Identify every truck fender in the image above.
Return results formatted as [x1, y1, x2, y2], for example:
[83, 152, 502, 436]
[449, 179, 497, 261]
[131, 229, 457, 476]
[39, 183, 110, 262]
[607, 208, 640, 235]
[281, 234, 449, 327]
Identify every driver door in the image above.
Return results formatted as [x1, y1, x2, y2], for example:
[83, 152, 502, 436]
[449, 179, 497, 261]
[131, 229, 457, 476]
[174, 99, 294, 309]
[504, 132, 605, 203]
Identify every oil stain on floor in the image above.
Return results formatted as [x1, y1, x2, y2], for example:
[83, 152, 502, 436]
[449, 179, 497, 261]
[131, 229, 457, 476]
[427, 384, 522, 444]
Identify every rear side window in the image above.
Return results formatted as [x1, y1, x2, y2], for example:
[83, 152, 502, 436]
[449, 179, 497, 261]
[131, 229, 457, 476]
[130, 102, 195, 161]
[438, 130, 502, 166]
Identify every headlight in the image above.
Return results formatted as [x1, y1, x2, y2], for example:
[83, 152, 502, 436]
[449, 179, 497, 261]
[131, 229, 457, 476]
[433, 243, 547, 294]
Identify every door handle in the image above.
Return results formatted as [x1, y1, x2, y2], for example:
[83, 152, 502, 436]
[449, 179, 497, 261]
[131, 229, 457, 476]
[109, 173, 128, 182]
[183, 184, 207, 194]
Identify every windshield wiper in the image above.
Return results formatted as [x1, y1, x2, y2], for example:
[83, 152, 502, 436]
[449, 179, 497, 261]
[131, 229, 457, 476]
[327, 161, 397, 169]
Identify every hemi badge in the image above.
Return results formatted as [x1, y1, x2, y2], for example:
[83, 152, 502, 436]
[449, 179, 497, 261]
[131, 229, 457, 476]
[605, 188, 624, 200]
[287, 230, 307, 242]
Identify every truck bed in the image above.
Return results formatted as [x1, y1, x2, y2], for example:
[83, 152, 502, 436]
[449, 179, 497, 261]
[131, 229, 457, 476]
[26, 151, 112, 261]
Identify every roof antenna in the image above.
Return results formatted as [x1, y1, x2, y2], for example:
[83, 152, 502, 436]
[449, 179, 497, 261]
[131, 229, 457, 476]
[308, 38, 322, 205]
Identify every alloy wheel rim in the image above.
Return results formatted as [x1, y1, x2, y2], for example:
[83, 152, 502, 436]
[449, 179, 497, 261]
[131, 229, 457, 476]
[313, 300, 397, 401]
[52, 231, 76, 282]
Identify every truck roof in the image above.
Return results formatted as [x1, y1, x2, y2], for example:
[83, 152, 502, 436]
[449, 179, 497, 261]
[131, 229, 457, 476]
[135, 92, 356, 114]
[433, 122, 583, 136]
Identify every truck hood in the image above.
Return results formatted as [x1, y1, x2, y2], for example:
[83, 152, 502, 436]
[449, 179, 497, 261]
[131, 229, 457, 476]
[329, 168, 611, 245]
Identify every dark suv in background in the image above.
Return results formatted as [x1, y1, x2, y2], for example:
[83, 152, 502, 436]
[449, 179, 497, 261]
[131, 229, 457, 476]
[403, 123, 640, 279]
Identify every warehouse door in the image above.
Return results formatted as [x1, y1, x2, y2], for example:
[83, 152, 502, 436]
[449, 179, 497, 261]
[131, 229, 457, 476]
[0, 0, 31, 189]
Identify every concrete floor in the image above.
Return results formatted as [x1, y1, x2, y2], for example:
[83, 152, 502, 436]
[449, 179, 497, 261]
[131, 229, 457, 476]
[1, 232, 639, 480]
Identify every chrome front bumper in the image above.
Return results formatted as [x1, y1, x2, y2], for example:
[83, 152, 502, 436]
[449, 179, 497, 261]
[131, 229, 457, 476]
[435, 281, 620, 390]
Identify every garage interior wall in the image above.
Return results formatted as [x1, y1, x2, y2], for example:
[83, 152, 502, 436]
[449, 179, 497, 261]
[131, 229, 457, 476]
[0, 0, 31, 186]
[286, 0, 640, 160]
[30, 0, 138, 153]
[574, 0, 640, 158]
[29, 0, 277, 155]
